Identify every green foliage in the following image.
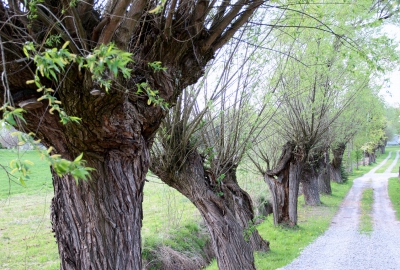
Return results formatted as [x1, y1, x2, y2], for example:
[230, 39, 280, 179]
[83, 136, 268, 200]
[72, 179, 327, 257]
[243, 217, 260, 242]
[24, 41, 81, 124]
[136, 82, 169, 110]
[25, 0, 44, 21]
[216, 173, 225, 184]
[148, 61, 167, 72]
[0, 125, 93, 182]
[45, 34, 62, 47]
[23, 41, 133, 123]
[4, 41, 135, 182]
[9, 157, 34, 187]
[0, 105, 26, 126]
[80, 43, 132, 92]
[340, 163, 349, 182]
[148, 0, 167, 14]
[0, 150, 52, 198]
[359, 188, 374, 234]
[44, 150, 94, 183]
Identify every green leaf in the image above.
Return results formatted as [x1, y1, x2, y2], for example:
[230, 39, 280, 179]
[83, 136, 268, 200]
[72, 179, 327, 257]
[74, 153, 84, 163]
[19, 177, 27, 187]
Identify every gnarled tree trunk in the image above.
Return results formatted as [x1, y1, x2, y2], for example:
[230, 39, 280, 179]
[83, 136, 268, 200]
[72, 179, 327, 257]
[264, 142, 303, 226]
[221, 165, 269, 252]
[0, 2, 263, 268]
[301, 159, 321, 206]
[51, 150, 148, 269]
[318, 151, 332, 195]
[151, 151, 260, 270]
[19, 95, 151, 269]
[331, 143, 346, 183]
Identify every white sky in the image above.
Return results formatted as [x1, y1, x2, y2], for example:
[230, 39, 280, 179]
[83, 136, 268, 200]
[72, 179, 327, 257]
[379, 24, 400, 107]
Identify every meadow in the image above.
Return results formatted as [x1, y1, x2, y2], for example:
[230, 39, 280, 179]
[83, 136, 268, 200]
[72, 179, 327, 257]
[1, 147, 399, 269]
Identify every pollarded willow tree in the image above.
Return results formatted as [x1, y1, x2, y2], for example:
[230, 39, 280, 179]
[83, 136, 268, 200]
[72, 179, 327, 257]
[0, 1, 267, 269]
[150, 39, 279, 269]
[327, 87, 385, 183]
[249, 0, 399, 225]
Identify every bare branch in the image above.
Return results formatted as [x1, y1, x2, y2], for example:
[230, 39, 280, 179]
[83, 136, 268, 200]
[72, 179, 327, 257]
[114, 0, 147, 49]
[98, 0, 131, 45]
[213, 1, 263, 50]
[204, 0, 262, 51]
[164, 0, 178, 37]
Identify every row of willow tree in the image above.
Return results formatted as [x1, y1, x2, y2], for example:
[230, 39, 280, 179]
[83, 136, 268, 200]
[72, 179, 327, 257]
[0, 0, 399, 269]
[149, 9, 398, 268]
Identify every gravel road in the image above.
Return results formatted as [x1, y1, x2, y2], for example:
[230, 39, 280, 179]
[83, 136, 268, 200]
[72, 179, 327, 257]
[279, 151, 400, 270]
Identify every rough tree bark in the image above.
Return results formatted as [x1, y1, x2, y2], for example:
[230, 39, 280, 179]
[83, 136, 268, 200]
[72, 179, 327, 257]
[331, 143, 346, 183]
[378, 139, 386, 154]
[300, 155, 321, 206]
[0, 1, 264, 269]
[151, 151, 263, 270]
[16, 95, 150, 269]
[318, 150, 332, 195]
[221, 165, 270, 252]
[264, 142, 303, 226]
[366, 150, 376, 165]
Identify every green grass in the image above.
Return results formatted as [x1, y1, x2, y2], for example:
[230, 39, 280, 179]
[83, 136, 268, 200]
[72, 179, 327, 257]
[0, 149, 53, 198]
[390, 150, 400, 173]
[359, 188, 374, 234]
[205, 164, 375, 270]
[142, 175, 200, 240]
[0, 149, 210, 269]
[0, 148, 389, 270]
[375, 151, 396, 173]
[0, 149, 58, 269]
[382, 146, 400, 173]
[388, 177, 400, 221]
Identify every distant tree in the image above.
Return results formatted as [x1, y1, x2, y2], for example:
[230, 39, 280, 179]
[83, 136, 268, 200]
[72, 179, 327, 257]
[328, 87, 384, 182]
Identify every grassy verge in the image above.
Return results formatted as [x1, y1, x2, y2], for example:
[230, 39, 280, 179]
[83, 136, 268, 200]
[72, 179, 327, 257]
[375, 151, 396, 173]
[390, 151, 400, 173]
[205, 165, 374, 270]
[0, 149, 58, 269]
[388, 177, 400, 221]
[359, 188, 374, 234]
[0, 149, 53, 197]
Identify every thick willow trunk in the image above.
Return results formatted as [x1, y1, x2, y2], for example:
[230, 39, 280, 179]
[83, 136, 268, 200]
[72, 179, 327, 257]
[379, 140, 386, 154]
[151, 152, 262, 270]
[301, 161, 321, 206]
[331, 143, 346, 183]
[52, 148, 148, 269]
[365, 151, 376, 165]
[370, 151, 376, 163]
[264, 142, 302, 226]
[318, 151, 332, 195]
[14, 93, 152, 270]
[1, 2, 264, 269]
[222, 167, 269, 252]
[288, 162, 302, 223]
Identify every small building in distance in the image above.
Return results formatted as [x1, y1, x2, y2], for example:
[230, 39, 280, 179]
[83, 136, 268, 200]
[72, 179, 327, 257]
[387, 134, 400, 146]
